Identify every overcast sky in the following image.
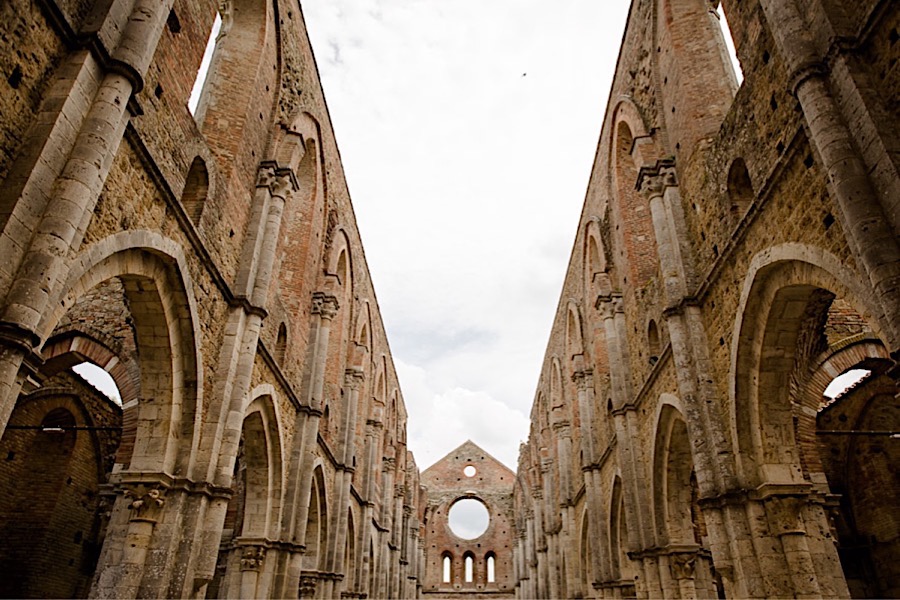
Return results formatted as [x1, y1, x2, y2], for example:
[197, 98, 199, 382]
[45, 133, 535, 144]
[299, 1, 632, 471]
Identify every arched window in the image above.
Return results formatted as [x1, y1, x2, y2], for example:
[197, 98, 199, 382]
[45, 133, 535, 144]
[727, 158, 754, 226]
[486, 552, 496, 583]
[648, 320, 661, 365]
[715, 3, 743, 85]
[464, 553, 474, 583]
[181, 157, 209, 226]
[188, 12, 221, 116]
[275, 322, 287, 363]
[442, 554, 452, 583]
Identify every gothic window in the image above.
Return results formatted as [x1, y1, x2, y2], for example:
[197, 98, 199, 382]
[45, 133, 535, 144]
[727, 158, 754, 226]
[188, 12, 221, 116]
[181, 157, 209, 226]
[442, 554, 452, 583]
[486, 552, 496, 583]
[464, 553, 474, 583]
[275, 322, 287, 363]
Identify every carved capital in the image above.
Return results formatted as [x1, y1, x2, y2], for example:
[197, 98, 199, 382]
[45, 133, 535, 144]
[638, 169, 665, 198]
[382, 456, 396, 472]
[765, 495, 806, 535]
[596, 295, 623, 320]
[312, 292, 340, 320]
[637, 158, 677, 198]
[552, 420, 571, 437]
[344, 368, 366, 390]
[299, 574, 318, 597]
[669, 552, 697, 580]
[256, 162, 277, 189]
[271, 170, 297, 199]
[124, 484, 166, 523]
[572, 368, 594, 391]
[240, 545, 267, 571]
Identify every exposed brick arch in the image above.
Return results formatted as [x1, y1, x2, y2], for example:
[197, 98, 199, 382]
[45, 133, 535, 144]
[42, 333, 139, 407]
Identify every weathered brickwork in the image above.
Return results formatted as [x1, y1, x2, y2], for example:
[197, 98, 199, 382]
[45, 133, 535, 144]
[515, 0, 900, 599]
[420, 441, 516, 599]
[1, 0, 899, 599]
[0, 1, 423, 598]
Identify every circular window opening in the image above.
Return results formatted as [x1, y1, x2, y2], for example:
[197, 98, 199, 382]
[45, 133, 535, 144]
[463, 465, 476, 477]
[448, 498, 489, 540]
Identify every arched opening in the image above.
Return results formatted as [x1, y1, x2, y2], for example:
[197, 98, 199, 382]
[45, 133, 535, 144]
[442, 553, 452, 584]
[464, 552, 475, 584]
[181, 157, 209, 226]
[580, 511, 592, 588]
[647, 320, 661, 365]
[613, 121, 658, 289]
[15, 240, 202, 598]
[733, 255, 898, 597]
[653, 404, 721, 597]
[610, 478, 637, 598]
[816, 362, 898, 597]
[188, 11, 221, 115]
[303, 467, 328, 574]
[727, 158, 753, 227]
[486, 552, 496, 583]
[208, 401, 280, 599]
[342, 509, 356, 594]
[275, 322, 287, 363]
[715, 2, 743, 85]
[0, 393, 118, 599]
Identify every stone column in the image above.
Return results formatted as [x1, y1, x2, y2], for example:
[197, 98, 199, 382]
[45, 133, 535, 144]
[284, 293, 339, 597]
[324, 369, 364, 598]
[758, 0, 900, 352]
[598, 296, 654, 592]
[192, 164, 295, 598]
[0, 0, 174, 440]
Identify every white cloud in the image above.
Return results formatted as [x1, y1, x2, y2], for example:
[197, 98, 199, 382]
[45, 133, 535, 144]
[302, 1, 630, 474]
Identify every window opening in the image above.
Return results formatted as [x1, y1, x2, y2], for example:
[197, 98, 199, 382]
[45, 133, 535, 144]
[465, 554, 474, 583]
[823, 369, 871, 400]
[463, 465, 476, 477]
[716, 4, 743, 85]
[72, 362, 122, 405]
[448, 498, 490, 540]
[442, 555, 451, 583]
[188, 12, 222, 115]
[487, 553, 496, 583]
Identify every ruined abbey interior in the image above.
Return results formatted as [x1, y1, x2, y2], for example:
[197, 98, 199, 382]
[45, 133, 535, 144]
[0, 0, 898, 598]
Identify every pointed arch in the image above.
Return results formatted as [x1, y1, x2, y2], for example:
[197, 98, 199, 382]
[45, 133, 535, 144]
[303, 464, 329, 571]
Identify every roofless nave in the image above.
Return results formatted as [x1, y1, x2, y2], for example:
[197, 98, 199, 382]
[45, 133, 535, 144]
[0, 0, 898, 598]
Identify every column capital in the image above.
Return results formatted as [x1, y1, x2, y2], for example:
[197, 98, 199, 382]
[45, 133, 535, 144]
[572, 368, 594, 390]
[595, 294, 623, 319]
[312, 292, 340, 320]
[240, 544, 267, 572]
[637, 157, 677, 197]
[256, 160, 299, 197]
[344, 368, 366, 389]
[123, 483, 167, 523]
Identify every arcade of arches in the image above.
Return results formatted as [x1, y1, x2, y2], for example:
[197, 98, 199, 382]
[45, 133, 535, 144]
[0, 0, 897, 598]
